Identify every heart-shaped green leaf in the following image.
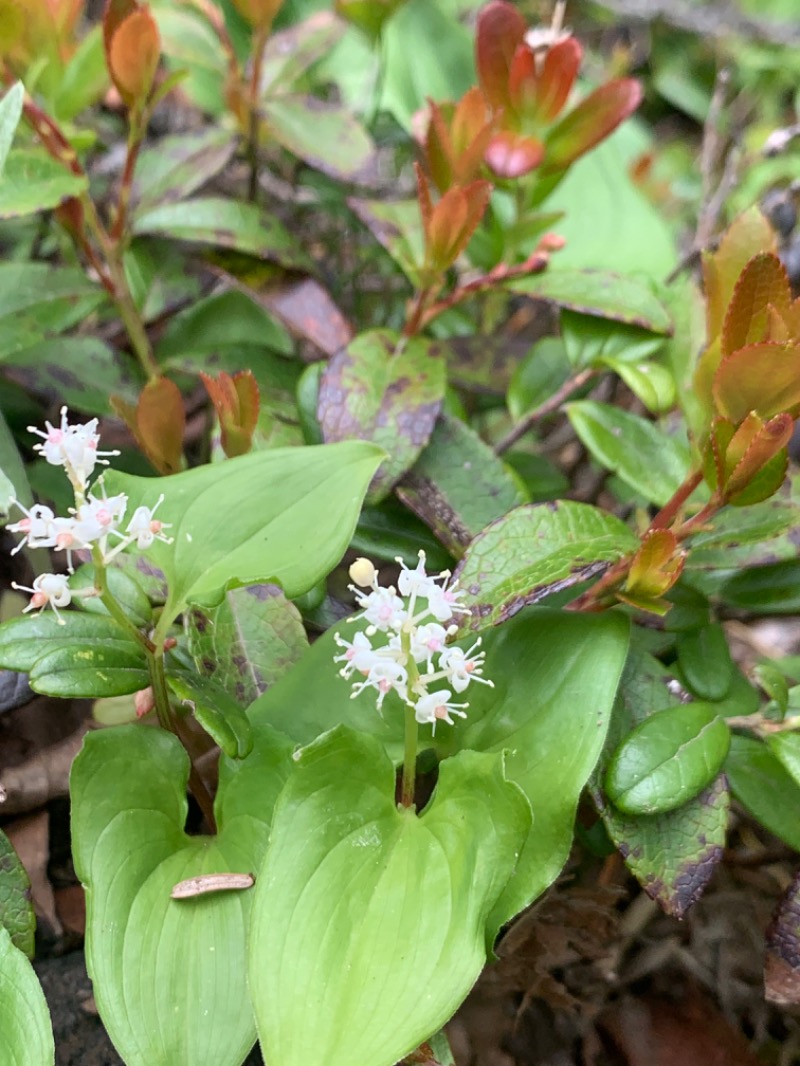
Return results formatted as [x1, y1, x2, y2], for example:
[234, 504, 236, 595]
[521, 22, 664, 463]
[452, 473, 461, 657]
[452, 609, 629, 926]
[248, 727, 531, 1066]
[71, 720, 294, 1066]
[605, 702, 730, 815]
[0, 926, 54, 1065]
[453, 502, 638, 631]
[103, 441, 384, 637]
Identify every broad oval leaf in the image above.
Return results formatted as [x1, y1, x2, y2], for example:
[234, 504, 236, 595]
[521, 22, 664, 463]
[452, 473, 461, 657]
[726, 735, 800, 851]
[249, 727, 531, 1066]
[0, 926, 54, 1065]
[675, 622, 734, 701]
[29, 641, 149, 698]
[103, 441, 384, 635]
[0, 148, 87, 219]
[262, 95, 375, 181]
[0, 612, 138, 673]
[508, 271, 672, 332]
[767, 733, 800, 791]
[71, 720, 294, 1066]
[131, 128, 237, 215]
[318, 329, 445, 502]
[567, 400, 691, 506]
[453, 501, 638, 631]
[605, 702, 730, 815]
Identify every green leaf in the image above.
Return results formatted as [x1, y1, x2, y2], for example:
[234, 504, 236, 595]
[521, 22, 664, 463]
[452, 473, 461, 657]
[103, 442, 384, 634]
[0, 148, 87, 218]
[455, 609, 630, 926]
[156, 289, 292, 365]
[55, 25, 109, 121]
[132, 197, 312, 271]
[30, 641, 149, 698]
[348, 197, 424, 283]
[2, 337, 142, 414]
[716, 562, 800, 613]
[561, 310, 666, 370]
[168, 672, 253, 759]
[152, 4, 226, 115]
[590, 646, 729, 917]
[0, 828, 35, 957]
[445, 334, 527, 397]
[507, 337, 571, 419]
[567, 401, 691, 506]
[263, 95, 374, 181]
[0, 263, 104, 360]
[396, 414, 526, 558]
[0, 612, 139, 672]
[249, 727, 530, 1066]
[72, 721, 294, 1066]
[132, 129, 237, 215]
[0, 927, 54, 1066]
[605, 702, 730, 815]
[259, 11, 346, 92]
[686, 498, 800, 572]
[0, 406, 31, 515]
[353, 498, 454, 573]
[603, 358, 676, 414]
[767, 733, 800, 790]
[318, 330, 446, 502]
[675, 623, 734, 701]
[508, 270, 672, 333]
[453, 502, 638, 632]
[726, 735, 800, 851]
[0, 82, 23, 176]
[67, 564, 154, 628]
[186, 584, 308, 707]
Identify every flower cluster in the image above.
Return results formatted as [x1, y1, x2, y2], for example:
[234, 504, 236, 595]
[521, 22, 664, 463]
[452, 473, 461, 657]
[335, 553, 492, 732]
[7, 407, 171, 622]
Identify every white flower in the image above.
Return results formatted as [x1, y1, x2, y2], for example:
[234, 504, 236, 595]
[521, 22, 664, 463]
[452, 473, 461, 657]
[414, 689, 469, 732]
[11, 573, 72, 623]
[351, 658, 409, 709]
[438, 641, 493, 694]
[334, 631, 376, 678]
[7, 503, 58, 554]
[28, 407, 119, 489]
[122, 495, 171, 550]
[408, 623, 448, 671]
[354, 584, 406, 633]
[72, 492, 128, 546]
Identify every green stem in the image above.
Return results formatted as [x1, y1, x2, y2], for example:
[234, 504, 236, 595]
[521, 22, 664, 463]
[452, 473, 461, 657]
[91, 549, 151, 651]
[400, 630, 420, 809]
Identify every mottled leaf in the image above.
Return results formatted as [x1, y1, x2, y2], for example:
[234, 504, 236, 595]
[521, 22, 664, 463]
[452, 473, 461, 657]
[263, 95, 374, 181]
[0, 828, 34, 957]
[508, 270, 672, 333]
[318, 329, 445, 502]
[446, 334, 530, 396]
[132, 128, 237, 214]
[132, 197, 312, 271]
[186, 584, 308, 708]
[454, 501, 638, 632]
[0, 148, 87, 218]
[396, 413, 526, 558]
[590, 647, 729, 917]
[567, 400, 691, 506]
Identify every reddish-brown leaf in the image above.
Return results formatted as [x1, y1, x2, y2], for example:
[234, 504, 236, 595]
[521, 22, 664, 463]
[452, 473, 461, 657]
[426, 180, 491, 271]
[424, 100, 457, 192]
[485, 130, 544, 178]
[230, 0, 283, 29]
[721, 252, 791, 357]
[542, 78, 642, 171]
[107, 5, 160, 107]
[200, 370, 260, 458]
[534, 36, 582, 122]
[475, 0, 527, 110]
[723, 412, 793, 502]
[507, 42, 538, 118]
[713, 341, 800, 423]
[703, 207, 777, 346]
[102, 0, 137, 61]
[136, 377, 185, 475]
[624, 529, 683, 601]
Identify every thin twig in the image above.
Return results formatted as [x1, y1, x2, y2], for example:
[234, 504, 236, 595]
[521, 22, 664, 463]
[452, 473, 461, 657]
[494, 368, 597, 455]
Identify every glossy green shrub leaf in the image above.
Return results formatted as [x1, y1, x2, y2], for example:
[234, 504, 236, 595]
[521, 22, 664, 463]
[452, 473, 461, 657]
[29, 641, 149, 698]
[0, 264, 105, 361]
[716, 562, 800, 614]
[560, 310, 665, 370]
[726, 735, 800, 851]
[507, 337, 571, 419]
[132, 128, 237, 215]
[186, 584, 308, 707]
[0, 612, 138, 673]
[318, 330, 446, 502]
[69, 565, 153, 628]
[767, 733, 800, 789]
[249, 727, 531, 1066]
[605, 702, 730, 815]
[352, 499, 454, 573]
[591, 646, 729, 916]
[0, 149, 87, 218]
[508, 270, 672, 332]
[156, 289, 292, 366]
[0, 927, 54, 1066]
[0, 828, 35, 957]
[168, 673, 253, 759]
[453, 502, 638, 632]
[0, 82, 23, 175]
[103, 441, 384, 635]
[455, 608, 630, 925]
[685, 498, 800, 572]
[71, 720, 294, 1066]
[603, 358, 676, 414]
[397, 414, 526, 558]
[132, 197, 312, 271]
[675, 622, 734, 701]
[567, 400, 691, 506]
[263, 95, 374, 181]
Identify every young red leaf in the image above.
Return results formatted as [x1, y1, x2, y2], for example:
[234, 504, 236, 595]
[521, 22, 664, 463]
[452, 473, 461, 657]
[533, 36, 582, 122]
[703, 207, 777, 347]
[135, 377, 185, 475]
[424, 100, 457, 192]
[475, 0, 527, 110]
[231, 0, 284, 30]
[624, 529, 683, 601]
[485, 130, 544, 178]
[542, 78, 642, 171]
[507, 43, 538, 119]
[106, 5, 160, 108]
[200, 370, 260, 458]
[721, 252, 791, 357]
[723, 412, 793, 502]
[713, 341, 800, 423]
[425, 180, 491, 272]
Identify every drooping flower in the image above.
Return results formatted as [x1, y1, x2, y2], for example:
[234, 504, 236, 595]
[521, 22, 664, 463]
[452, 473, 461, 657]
[11, 573, 73, 623]
[7, 503, 59, 554]
[413, 689, 469, 730]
